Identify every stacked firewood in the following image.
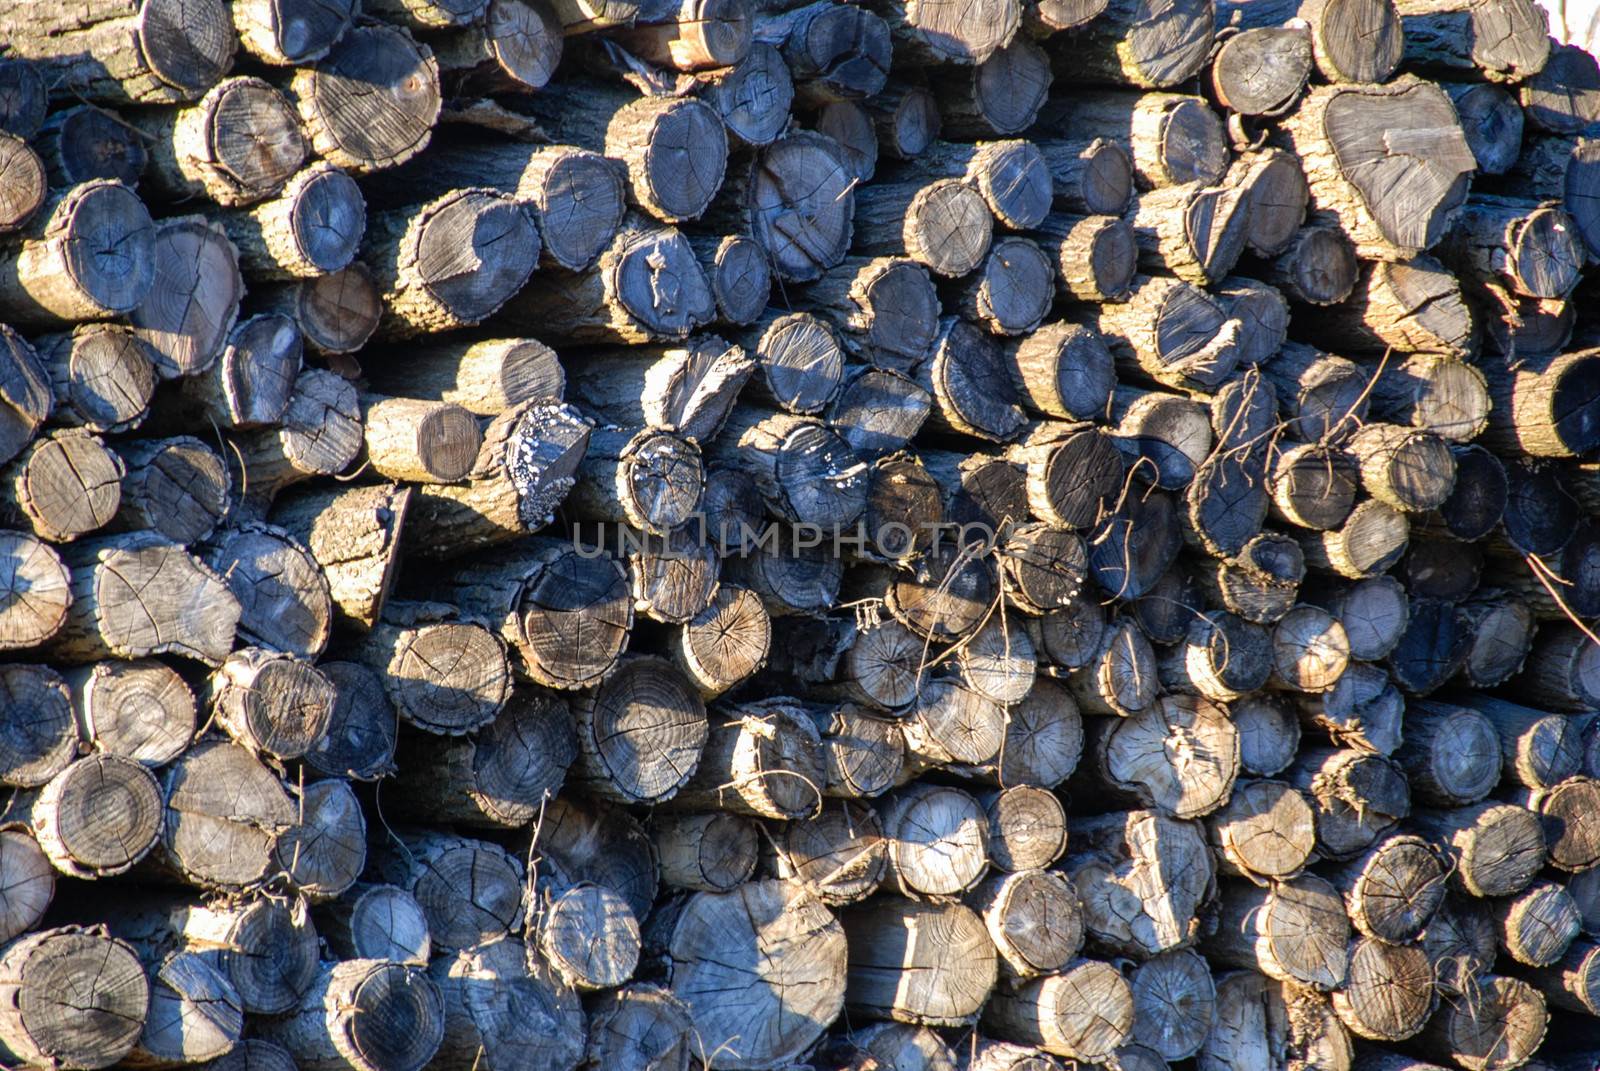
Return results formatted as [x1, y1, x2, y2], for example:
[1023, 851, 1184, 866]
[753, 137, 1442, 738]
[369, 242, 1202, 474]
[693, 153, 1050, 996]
[0, 0, 1599, 1069]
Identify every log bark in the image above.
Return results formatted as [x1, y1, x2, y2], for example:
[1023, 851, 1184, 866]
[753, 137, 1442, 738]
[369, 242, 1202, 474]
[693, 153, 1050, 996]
[1098, 274, 1243, 392]
[1200, 970, 1353, 1071]
[770, 799, 888, 906]
[256, 959, 445, 1071]
[666, 881, 847, 1069]
[0, 0, 235, 105]
[51, 533, 240, 666]
[1279, 77, 1476, 261]
[270, 483, 409, 636]
[0, 181, 156, 327]
[287, 24, 441, 174]
[1396, 0, 1550, 82]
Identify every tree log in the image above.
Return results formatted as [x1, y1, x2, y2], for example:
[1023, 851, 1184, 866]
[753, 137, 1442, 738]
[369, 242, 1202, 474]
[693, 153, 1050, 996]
[207, 647, 334, 760]
[967, 869, 1084, 980]
[157, 737, 292, 889]
[1415, 974, 1547, 1071]
[1283, 746, 1410, 859]
[1211, 26, 1313, 116]
[1063, 808, 1214, 958]
[982, 959, 1133, 1060]
[0, 430, 123, 544]
[1200, 970, 1352, 1071]
[313, 883, 430, 966]
[1391, 700, 1500, 806]
[1050, 0, 1215, 87]
[251, 264, 382, 356]
[1098, 274, 1243, 392]
[274, 778, 365, 902]
[1204, 875, 1350, 990]
[429, 937, 585, 1070]
[256, 959, 444, 1071]
[853, 178, 994, 279]
[0, 181, 156, 327]
[1033, 213, 1138, 302]
[1409, 802, 1546, 898]
[1331, 937, 1434, 1041]
[0, 927, 149, 1070]
[129, 215, 243, 379]
[770, 799, 888, 906]
[1396, 0, 1550, 82]
[287, 24, 440, 174]
[1208, 777, 1316, 882]
[1039, 91, 1227, 189]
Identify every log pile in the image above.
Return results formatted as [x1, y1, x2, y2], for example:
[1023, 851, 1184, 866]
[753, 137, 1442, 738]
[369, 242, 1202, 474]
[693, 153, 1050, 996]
[1, 0, 1600, 1069]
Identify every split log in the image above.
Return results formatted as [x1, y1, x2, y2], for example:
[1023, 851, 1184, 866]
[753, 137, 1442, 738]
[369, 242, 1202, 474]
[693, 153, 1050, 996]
[1050, 0, 1215, 88]
[1219, 0, 1403, 83]
[1267, 224, 1359, 305]
[770, 800, 888, 906]
[287, 24, 441, 174]
[126, 950, 243, 1068]
[1282, 746, 1410, 860]
[853, 178, 994, 279]
[1415, 975, 1547, 1071]
[114, 437, 229, 546]
[51, 534, 240, 666]
[981, 959, 1134, 1061]
[1208, 777, 1317, 882]
[1200, 971, 1352, 1071]
[207, 647, 335, 760]
[371, 831, 523, 952]
[1392, 700, 1500, 806]
[131, 77, 307, 207]
[274, 779, 365, 901]
[0, 0, 235, 105]
[1279, 76, 1476, 261]
[37, 323, 157, 434]
[1409, 802, 1546, 898]
[1445, 82, 1524, 177]
[1039, 92, 1228, 190]
[0, 928, 150, 1070]
[1330, 938, 1434, 1041]
[1211, 26, 1313, 117]
[498, 218, 714, 344]
[129, 215, 244, 379]
[0, 180, 156, 327]
[666, 881, 847, 1069]
[0, 430, 124, 544]
[1033, 213, 1138, 303]
[1081, 693, 1241, 818]
[66, 659, 193, 766]
[256, 959, 445, 1071]
[1205, 875, 1350, 990]
[1098, 275, 1242, 392]
[1302, 257, 1476, 360]
[1297, 660, 1402, 753]
[406, 401, 591, 554]
[157, 738, 293, 889]
[1063, 809, 1214, 958]
[251, 264, 382, 355]
[966, 869, 1082, 979]
[1520, 41, 1600, 133]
